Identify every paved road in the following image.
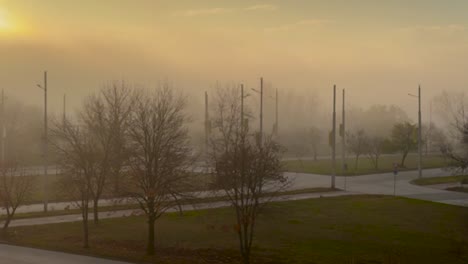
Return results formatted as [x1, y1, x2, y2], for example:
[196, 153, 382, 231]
[288, 168, 468, 206]
[0, 244, 131, 264]
[7, 191, 353, 228]
[4, 168, 467, 216]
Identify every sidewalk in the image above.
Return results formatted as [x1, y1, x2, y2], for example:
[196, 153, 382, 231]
[6, 190, 354, 228]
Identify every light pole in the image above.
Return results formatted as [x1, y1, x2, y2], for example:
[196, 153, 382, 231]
[275, 87, 278, 136]
[204, 91, 209, 153]
[251, 77, 264, 143]
[408, 85, 422, 179]
[37, 71, 48, 213]
[331, 85, 336, 189]
[341, 89, 346, 190]
[1, 89, 5, 164]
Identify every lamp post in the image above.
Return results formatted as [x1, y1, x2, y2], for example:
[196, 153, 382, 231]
[331, 85, 336, 189]
[37, 71, 48, 213]
[251, 77, 264, 143]
[408, 85, 422, 179]
[1, 89, 5, 164]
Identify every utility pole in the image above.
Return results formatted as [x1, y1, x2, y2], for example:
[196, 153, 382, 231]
[241, 84, 244, 131]
[260, 77, 264, 143]
[1, 89, 5, 164]
[341, 89, 346, 190]
[418, 85, 422, 178]
[204, 91, 209, 152]
[275, 87, 278, 136]
[63, 93, 66, 125]
[331, 85, 336, 189]
[37, 71, 48, 213]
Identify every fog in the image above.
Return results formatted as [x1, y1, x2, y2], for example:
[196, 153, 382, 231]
[1, 0, 467, 160]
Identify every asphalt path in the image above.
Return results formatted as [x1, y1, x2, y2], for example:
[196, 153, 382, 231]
[0, 244, 131, 264]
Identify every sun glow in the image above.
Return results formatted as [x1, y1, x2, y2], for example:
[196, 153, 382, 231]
[0, 8, 14, 32]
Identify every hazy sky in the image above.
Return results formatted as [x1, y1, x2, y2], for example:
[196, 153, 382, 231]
[1, 0, 467, 119]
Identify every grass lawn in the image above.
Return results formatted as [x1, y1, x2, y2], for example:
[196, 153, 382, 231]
[412, 175, 468, 186]
[5, 195, 468, 263]
[24, 172, 213, 205]
[283, 154, 450, 176]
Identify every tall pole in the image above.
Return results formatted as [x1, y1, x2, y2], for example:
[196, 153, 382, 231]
[418, 85, 422, 178]
[205, 91, 209, 152]
[241, 84, 244, 131]
[1, 89, 5, 164]
[259, 77, 263, 143]
[275, 87, 278, 136]
[63, 93, 66, 125]
[43, 71, 48, 213]
[341, 89, 346, 190]
[331, 85, 336, 189]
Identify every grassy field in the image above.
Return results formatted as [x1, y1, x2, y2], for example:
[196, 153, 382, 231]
[283, 154, 450, 176]
[412, 175, 468, 186]
[23, 172, 213, 205]
[5, 195, 468, 263]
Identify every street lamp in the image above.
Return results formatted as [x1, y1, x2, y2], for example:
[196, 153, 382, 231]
[251, 77, 264, 143]
[37, 71, 48, 212]
[408, 85, 422, 179]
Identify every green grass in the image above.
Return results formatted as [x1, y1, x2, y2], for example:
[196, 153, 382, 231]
[412, 175, 468, 186]
[24, 172, 213, 205]
[283, 154, 450, 176]
[5, 195, 468, 263]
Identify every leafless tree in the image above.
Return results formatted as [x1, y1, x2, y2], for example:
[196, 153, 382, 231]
[0, 161, 32, 232]
[347, 129, 368, 170]
[208, 87, 287, 264]
[308, 126, 321, 161]
[50, 121, 95, 248]
[80, 83, 134, 223]
[390, 122, 417, 167]
[366, 136, 384, 169]
[434, 92, 468, 174]
[126, 85, 193, 256]
[99, 82, 134, 195]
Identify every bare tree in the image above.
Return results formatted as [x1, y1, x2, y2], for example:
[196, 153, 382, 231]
[80, 84, 134, 223]
[434, 92, 468, 174]
[391, 122, 417, 167]
[100, 83, 134, 195]
[366, 136, 384, 169]
[208, 87, 286, 264]
[0, 161, 32, 232]
[308, 126, 321, 161]
[347, 129, 368, 170]
[50, 121, 95, 248]
[127, 86, 193, 256]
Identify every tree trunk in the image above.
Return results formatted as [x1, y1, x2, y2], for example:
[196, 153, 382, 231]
[401, 151, 408, 167]
[2, 215, 12, 231]
[82, 206, 89, 249]
[147, 217, 156, 255]
[242, 252, 250, 264]
[93, 199, 99, 224]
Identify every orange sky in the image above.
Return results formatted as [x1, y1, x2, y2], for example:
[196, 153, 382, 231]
[1, 0, 468, 121]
